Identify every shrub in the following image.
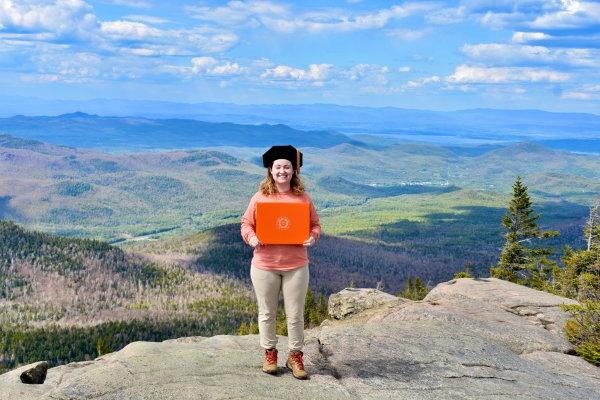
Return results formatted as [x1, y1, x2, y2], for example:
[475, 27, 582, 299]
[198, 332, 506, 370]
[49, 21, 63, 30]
[562, 301, 600, 366]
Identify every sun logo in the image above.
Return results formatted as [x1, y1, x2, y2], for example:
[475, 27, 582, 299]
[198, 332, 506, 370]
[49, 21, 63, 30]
[276, 216, 290, 230]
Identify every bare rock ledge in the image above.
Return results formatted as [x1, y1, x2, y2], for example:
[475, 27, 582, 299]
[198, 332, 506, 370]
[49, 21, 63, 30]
[1, 278, 598, 400]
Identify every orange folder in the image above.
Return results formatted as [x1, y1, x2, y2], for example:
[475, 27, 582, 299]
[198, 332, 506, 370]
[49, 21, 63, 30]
[256, 202, 310, 244]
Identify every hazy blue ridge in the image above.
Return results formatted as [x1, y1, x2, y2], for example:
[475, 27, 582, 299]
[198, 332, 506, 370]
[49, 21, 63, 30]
[0, 113, 358, 151]
[1, 97, 599, 140]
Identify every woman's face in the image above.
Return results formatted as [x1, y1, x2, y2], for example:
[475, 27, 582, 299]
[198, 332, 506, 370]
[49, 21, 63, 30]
[270, 159, 293, 186]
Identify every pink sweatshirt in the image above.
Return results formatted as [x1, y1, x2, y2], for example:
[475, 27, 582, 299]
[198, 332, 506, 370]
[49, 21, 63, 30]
[240, 190, 321, 271]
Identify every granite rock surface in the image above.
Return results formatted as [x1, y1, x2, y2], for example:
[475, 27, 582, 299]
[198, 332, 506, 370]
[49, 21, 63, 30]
[1, 278, 597, 400]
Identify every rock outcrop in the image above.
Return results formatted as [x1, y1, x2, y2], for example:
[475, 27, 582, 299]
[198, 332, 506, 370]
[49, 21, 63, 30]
[1, 278, 598, 400]
[328, 287, 404, 320]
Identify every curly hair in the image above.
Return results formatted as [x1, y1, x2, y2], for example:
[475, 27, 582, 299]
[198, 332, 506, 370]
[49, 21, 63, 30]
[259, 168, 305, 196]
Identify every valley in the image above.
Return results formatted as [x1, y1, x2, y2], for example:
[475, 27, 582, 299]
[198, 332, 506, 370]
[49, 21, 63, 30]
[1, 114, 599, 376]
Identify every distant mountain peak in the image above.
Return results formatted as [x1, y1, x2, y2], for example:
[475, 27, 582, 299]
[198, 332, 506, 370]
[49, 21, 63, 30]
[57, 111, 98, 118]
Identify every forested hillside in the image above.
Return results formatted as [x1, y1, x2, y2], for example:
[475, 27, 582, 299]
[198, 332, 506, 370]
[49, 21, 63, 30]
[2, 135, 598, 244]
[0, 220, 257, 374]
[0, 219, 254, 323]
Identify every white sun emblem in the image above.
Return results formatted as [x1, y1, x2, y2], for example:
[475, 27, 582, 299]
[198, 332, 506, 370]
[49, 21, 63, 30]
[277, 216, 290, 230]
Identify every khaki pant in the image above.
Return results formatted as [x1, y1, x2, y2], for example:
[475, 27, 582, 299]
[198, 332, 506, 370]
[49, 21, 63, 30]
[250, 264, 309, 352]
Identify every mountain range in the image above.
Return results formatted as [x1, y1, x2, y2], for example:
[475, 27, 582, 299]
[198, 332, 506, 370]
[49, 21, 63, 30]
[1, 97, 599, 143]
[0, 113, 355, 151]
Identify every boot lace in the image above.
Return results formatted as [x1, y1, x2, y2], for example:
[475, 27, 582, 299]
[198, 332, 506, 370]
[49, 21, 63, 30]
[290, 351, 305, 370]
[265, 349, 277, 364]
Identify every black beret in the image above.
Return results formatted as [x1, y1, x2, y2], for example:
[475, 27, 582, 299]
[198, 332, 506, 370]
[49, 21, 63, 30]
[262, 145, 303, 170]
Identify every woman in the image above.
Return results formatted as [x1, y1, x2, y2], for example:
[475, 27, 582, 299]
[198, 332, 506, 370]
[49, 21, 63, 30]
[240, 145, 321, 380]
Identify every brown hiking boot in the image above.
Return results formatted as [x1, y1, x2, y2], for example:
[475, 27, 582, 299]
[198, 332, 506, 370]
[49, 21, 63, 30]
[262, 348, 278, 374]
[286, 350, 308, 379]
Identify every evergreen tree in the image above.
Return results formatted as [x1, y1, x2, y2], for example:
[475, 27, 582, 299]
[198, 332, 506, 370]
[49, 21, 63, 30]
[303, 290, 329, 329]
[96, 337, 107, 356]
[413, 277, 428, 300]
[490, 176, 559, 289]
[397, 277, 428, 300]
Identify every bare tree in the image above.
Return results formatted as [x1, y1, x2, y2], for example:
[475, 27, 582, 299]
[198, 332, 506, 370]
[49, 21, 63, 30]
[585, 198, 600, 251]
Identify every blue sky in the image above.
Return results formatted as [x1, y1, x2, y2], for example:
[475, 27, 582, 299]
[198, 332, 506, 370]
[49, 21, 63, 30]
[0, 0, 599, 113]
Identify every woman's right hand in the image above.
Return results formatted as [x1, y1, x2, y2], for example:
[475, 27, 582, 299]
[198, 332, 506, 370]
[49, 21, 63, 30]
[248, 236, 262, 248]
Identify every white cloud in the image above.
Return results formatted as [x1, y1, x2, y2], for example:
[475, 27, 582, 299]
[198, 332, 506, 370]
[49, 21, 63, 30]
[166, 60, 405, 89]
[164, 59, 339, 86]
[452, 1, 538, 30]
[0, 0, 98, 38]
[191, 56, 218, 72]
[190, 1, 436, 33]
[479, 10, 528, 30]
[210, 61, 244, 75]
[345, 64, 389, 85]
[462, 43, 600, 68]
[512, 31, 551, 43]
[124, 47, 162, 56]
[0, 32, 68, 48]
[528, 1, 600, 30]
[271, 3, 438, 33]
[20, 73, 60, 82]
[0, 1, 238, 56]
[468, 1, 600, 33]
[109, 0, 151, 8]
[446, 64, 570, 83]
[386, 28, 427, 41]
[123, 14, 169, 24]
[103, 28, 239, 55]
[199, 32, 239, 52]
[561, 91, 592, 100]
[398, 66, 411, 72]
[425, 5, 466, 24]
[188, 1, 287, 27]
[560, 83, 600, 100]
[261, 63, 333, 81]
[251, 57, 274, 69]
[262, 65, 303, 79]
[100, 20, 161, 40]
[402, 75, 441, 88]
[441, 83, 478, 93]
[26, 51, 102, 83]
[166, 57, 246, 77]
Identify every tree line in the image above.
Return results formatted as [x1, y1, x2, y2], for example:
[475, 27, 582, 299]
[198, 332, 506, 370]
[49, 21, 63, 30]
[486, 176, 599, 366]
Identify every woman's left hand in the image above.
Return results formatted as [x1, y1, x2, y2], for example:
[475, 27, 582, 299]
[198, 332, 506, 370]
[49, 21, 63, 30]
[303, 235, 316, 247]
